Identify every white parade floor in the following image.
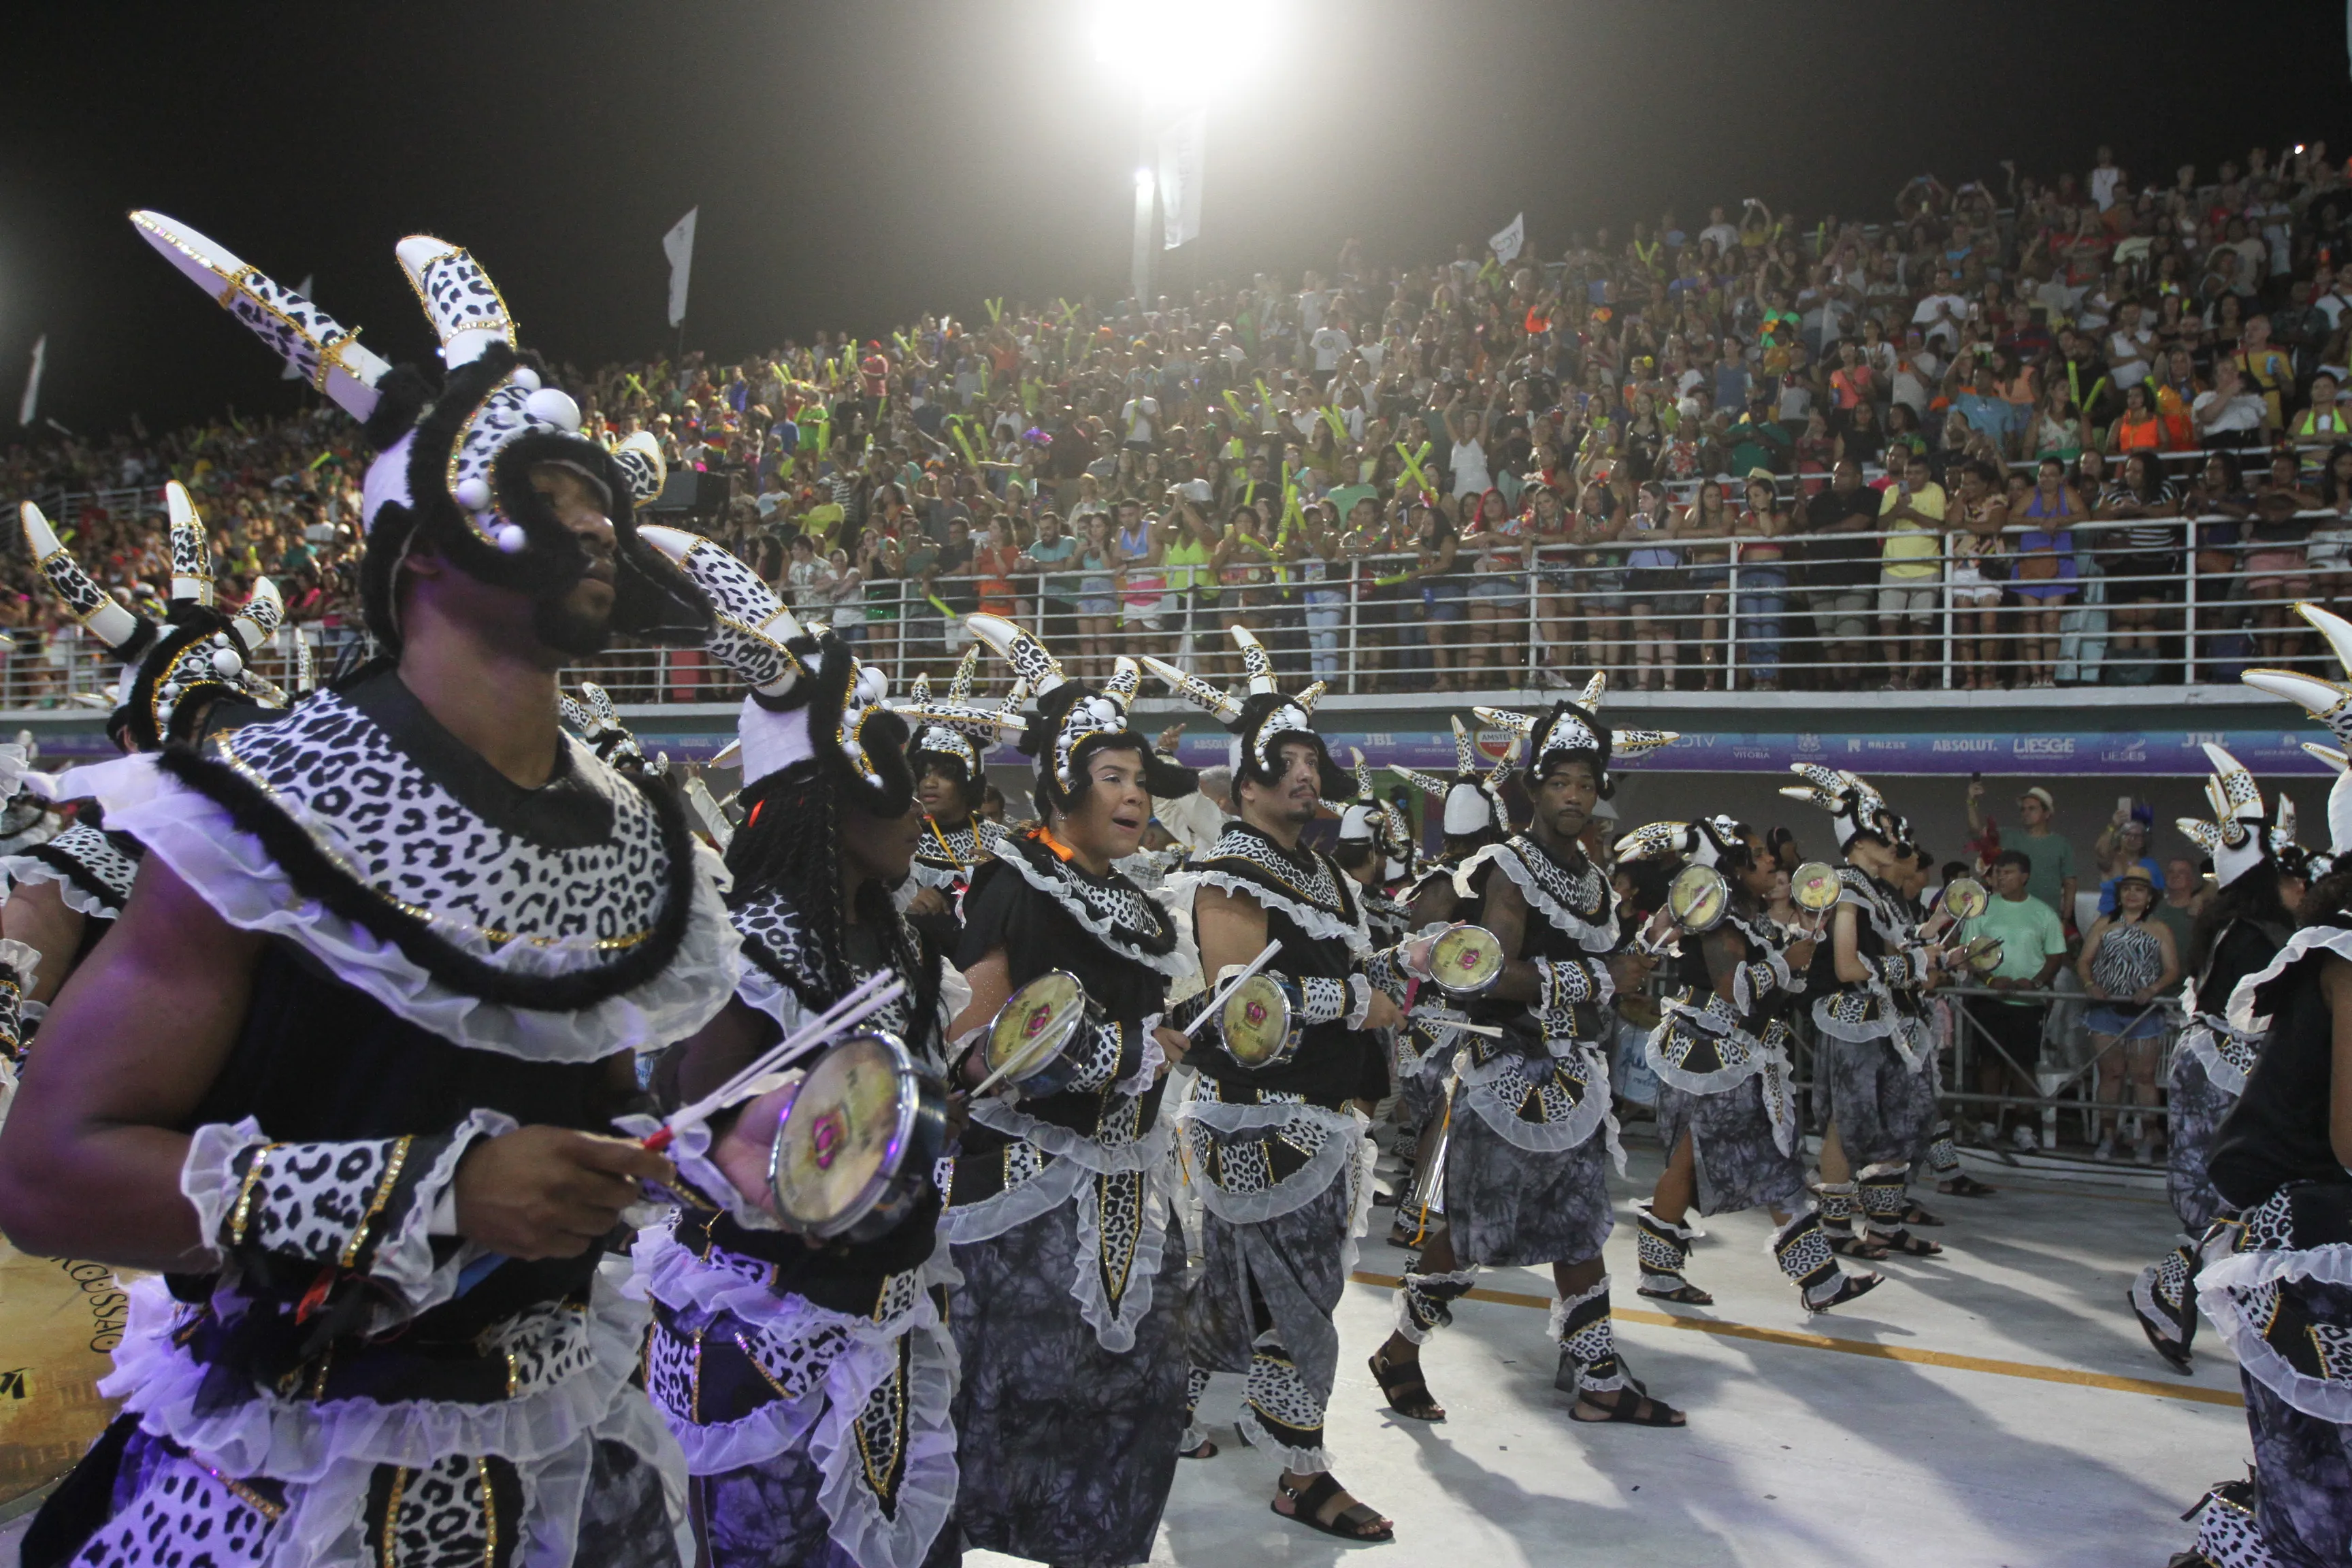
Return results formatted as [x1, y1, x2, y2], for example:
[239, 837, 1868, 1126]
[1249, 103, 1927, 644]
[970, 1136, 2247, 1568]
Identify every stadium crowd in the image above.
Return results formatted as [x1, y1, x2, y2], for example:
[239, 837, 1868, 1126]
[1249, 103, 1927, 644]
[12, 139, 2352, 700]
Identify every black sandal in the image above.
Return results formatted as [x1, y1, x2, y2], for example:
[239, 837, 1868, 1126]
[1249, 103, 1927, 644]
[1803, 1271, 1883, 1313]
[1273, 1473, 1394, 1543]
[1179, 1436, 1220, 1459]
[1369, 1351, 1446, 1422]
[1827, 1230, 1889, 1260]
[1874, 1228, 1944, 1256]
[1570, 1388, 1686, 1426]
[1635, 1278, 1715, 1306]
[1899, 1202, 1945, 1227]
[1938, 1173, 1997, 1196]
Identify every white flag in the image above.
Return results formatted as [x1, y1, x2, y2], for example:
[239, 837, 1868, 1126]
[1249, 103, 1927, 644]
[1159, 110, 1205, 250]
[663, 208, 698, 329]
[282, 276, 314, 378]
[1489, 212, 1526, 265]
[18, 336, 44, 426]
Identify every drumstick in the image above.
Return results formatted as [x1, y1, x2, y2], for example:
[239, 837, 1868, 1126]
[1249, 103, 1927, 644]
[646, 971, 907, 1150]
[1410, 1011, 1505, 1037]
[1182, 939, 1287, 1039]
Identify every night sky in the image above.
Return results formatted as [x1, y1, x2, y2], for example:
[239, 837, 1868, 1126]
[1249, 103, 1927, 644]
[2, 1, 2345, 436]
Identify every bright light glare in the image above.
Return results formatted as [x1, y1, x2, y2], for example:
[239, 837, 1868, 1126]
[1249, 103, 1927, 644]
[1134, 167, 1154, 187]
[1092, 0, 1274, 103]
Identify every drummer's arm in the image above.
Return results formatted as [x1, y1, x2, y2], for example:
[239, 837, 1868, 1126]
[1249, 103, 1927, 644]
[0, 857, 672, 1274]
[1831, 904, 1872, 984]
[1195, 881, 1270, 979]
[1482, 866, 1542, 1003]
[664, 998, 780, 1105]
[3, 881, 83, 1004]
[950, 951, 1013, 1086]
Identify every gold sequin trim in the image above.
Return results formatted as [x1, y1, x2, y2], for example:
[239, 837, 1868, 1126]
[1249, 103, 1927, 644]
[378, 1465, 409, 1568]
[199, 1462, 286, 1522]
[476, 1456, 497, 1568]
[340, 1134, 414, 1268]
[228, 1144, 279, 1246]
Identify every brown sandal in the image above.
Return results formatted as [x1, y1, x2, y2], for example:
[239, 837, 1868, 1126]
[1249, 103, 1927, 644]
[1369, 1351, 1446, 1422]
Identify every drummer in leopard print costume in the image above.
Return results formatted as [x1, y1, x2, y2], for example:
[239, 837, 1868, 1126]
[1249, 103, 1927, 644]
[630, 529, 966, 1568]
[2170, 603, 2352, 1568]
[0, 215, 732, 1568]
[1, 481, 295, 1113]
[2132, 744, 2313, 1376]
[1145, 627, 1419, 1544]
[1365, 676, 1688, 1433]
[1616, 815, 1882, 1313]
[1779, 764, 1956, 1264]
[896, 647, 1010, 952]
[913, 614, 1198, 1568]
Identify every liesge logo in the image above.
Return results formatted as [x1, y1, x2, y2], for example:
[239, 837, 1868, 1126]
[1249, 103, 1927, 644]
[2012, 736, 2076, 757]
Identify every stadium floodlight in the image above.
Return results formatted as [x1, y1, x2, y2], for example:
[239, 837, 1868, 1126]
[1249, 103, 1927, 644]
[1090, 0, 1272, 104]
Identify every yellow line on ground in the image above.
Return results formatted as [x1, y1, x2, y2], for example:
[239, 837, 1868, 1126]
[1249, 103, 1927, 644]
[1348, 1271, 2244, 1409]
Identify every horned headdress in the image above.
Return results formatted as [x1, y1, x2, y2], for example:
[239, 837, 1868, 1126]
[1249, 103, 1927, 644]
[1328, 747, 1412, 880]
[20, 483, 288, 751]
[1614, 815, 1748, 870]
[2174, 742, 2272, 889]
[1474, 672, 1677, 797]
[1392, 717, 1520, 837]
[558, 681, 664, 777]
[130, 210, 707, 652]
[1143, 625, 1336, 798]
[2242, 603, 2352, 860]
[1779, 764, 1908, 852]
[933, 615, 1192, 819]
[637, 525, 905, 813]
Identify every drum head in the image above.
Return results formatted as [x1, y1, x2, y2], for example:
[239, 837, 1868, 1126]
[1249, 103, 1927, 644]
[1942, 877, 1990, 921]
[1669, 864, 1730, 931]
[0, 1240, 128, 1508]
[985, 970, 1087, 1085]
[1965, 934, 2006, 973]
[771, 1034, 915, 1234]
[1429, 924, 1504, 994]
[1791, 861, 1842, 913]
[1221, 973, 1294, 1068]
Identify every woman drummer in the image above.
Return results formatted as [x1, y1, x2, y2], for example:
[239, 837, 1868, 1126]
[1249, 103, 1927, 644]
[927, 614, 1200, 1568]
[638, 542, 966, 1568]
[1620, 817, 1882, 1312]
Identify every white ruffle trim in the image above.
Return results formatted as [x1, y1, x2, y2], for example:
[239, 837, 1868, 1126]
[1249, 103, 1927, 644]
[104, 1267, 657, 1482]
[2195, 1239, 2352, 1424]
[998, 843, 1193, 977]
[1455, 842, 1616, 953]
[1115, 1011, 1167, 1097]
[1457, 1043, 1620, 1167]
[86, 755, 743, 1063]
[1237, 1409, 1335, 1477]
[1338, 1125, 1379, 1281]
[2227, 923, 2352, 1034]
[941, 1154, 1086, 1244]
[2178, 1020, 2257, 1100]
[968, 1088, 1176, 1177]
[809, 1308, 960, 1568]
[0, 852, 120, 918]
[1069, 1161, 1177, 1353]
[1183, 1096, 1367, 1225]
[1642, 1015, 1770, 1099]
[1190, 868, 1371, 955]
[1810, 981, 1905, 1043]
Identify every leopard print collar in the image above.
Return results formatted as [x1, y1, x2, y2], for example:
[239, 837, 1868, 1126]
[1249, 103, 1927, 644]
[159, 690, 700, 1012]
[915, 815, 1004, 872]
[1196, 822, 1368, 953]
[996, 828, 1187, 975]
[731, 885, 930, 1050]
[1462, 836, 1616, 952]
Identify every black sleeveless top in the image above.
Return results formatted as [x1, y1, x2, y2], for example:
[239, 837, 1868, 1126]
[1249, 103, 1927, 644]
[2209, 936, 2352, 1211]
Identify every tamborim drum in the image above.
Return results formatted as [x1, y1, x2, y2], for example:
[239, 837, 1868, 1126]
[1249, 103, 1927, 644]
[1939, 877, 1990, 921]
[1791, 860, 1842, 913]
[1668, 864, 1731, 932]
[1426, 923, 1505, 995]
[1220, 972, 1301, 1071]
[768, 1032, 949, 1242]
[1963, 934, 2005, 974]
[981, 969, 1102, 1098]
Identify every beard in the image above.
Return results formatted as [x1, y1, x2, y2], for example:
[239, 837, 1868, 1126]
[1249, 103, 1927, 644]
[531, 576, 616, 658]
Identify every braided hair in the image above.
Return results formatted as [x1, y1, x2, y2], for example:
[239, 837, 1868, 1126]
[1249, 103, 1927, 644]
[727, 759, 942, 1058]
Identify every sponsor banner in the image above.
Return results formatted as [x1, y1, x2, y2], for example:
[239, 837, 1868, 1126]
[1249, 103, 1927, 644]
[1162, 728, 2338, 777]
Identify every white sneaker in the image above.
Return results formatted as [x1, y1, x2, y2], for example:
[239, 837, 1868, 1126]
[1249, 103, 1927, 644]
[2132, 1136, 2155, 1165]
[2093, 1134, 2115, 1162]
[1977, 1120, 1999, 1144]
[2012, 1124, 2038, 1152]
